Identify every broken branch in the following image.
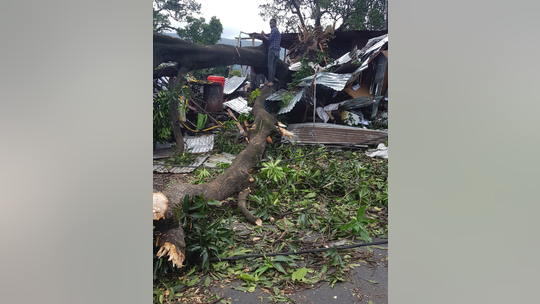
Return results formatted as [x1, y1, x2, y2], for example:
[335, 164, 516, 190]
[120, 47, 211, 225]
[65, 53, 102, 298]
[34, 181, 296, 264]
[237, 188, 262, 226]
[227, 108, 249, 143]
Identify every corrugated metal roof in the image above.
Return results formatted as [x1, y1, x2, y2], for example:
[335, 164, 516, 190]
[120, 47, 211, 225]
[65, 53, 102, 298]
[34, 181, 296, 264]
[266, 89, 288, 101]
[153, 154, 209, 174]
[223, 97, 252, 114]
[298, 73, 354, 91]
[224, 76, 247, 95]
[361, 34, 388, 54]
[184, 134, 215, 153]
[282, 123, 387, 146]
[288, 62, 302, 71]
[203, 152, 237, 167]
[338, 96, 383, 111]
[325, 45, 359, 70]
[278, 88, 305, 115]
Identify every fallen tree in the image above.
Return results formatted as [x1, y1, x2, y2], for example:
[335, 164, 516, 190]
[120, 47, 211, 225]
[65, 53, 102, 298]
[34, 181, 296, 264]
[153, 32, 292, 152]
[153, 84, 278, 267]
[153, 32, 292, 86]
[153, 33, 292, 267]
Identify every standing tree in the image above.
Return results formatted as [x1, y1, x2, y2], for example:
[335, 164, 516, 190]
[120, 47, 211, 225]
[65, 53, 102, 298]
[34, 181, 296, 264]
[176, 16, 227, 80]
[258, 0, 387, 32]
[176, 16, 223, 45]
[153, 0, 202, 32]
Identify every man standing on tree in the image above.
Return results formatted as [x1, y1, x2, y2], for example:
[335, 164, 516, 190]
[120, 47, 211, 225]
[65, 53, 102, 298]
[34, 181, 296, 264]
[261, 19, 281, 86]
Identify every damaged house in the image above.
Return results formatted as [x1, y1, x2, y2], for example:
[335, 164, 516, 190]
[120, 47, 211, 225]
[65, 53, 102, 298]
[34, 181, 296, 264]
[153, 28, 388, 154]
[260, 30, 389, 146]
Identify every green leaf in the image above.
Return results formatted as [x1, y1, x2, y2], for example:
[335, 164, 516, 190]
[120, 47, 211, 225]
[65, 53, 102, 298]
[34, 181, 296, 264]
[273, 262, 286, 274]
[187, 277, 201, 287]
[170, 283, 185, 292]
[305, 192, 317, 198]
[272, 255, 294, 263]
[204, 276, 211, 287]
[237, 273, 255, 282]
[360, 229, 372, 243]
[190, 212, 208, 218]
[207, 199, 221, 205]
[357, 205, 368, 219]
[291, 267, 308, 282]
[254, 266, 270, 276]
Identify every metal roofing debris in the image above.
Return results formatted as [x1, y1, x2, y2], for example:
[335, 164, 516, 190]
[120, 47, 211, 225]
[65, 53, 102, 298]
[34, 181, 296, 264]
[266, 89, 289, 101]
[203, 152, 237, 168]
[223, 97, 252, 114]
[152, 151, 237, 174]
[278, 88, 305, 115]
[298, 72, 354, 91]
[366, 143, 388, 159]
[288, 62, 302, 71]
[315, 96, 379, 123]
[361, 34, 388, 54]
[282, 123, 387, 146]
[325, 45, 359, 70]
[224, 76, 247, 95]
[184, 134, 215, 154]
[339, 96, 382, 111]
[353, 61, 370, 74]
[153, 154, 209, 174]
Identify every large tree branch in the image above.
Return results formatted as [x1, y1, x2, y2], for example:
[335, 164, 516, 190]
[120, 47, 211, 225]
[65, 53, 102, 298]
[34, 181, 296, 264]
[290, 1, 307, 29]
[154, 33, 269, 70]
[153, 85, 279, 268]
[155, 25, 178, 33]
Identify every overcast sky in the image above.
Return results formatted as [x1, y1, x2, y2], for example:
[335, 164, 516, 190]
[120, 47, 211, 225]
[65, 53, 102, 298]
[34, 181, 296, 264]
[170, 0, 273, 39]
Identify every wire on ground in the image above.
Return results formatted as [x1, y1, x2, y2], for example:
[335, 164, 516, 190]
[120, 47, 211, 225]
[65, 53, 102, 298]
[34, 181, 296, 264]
[202, 240, 388, 262]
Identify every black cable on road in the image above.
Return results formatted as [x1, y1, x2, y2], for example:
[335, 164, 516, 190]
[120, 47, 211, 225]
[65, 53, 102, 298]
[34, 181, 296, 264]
[202, 240, 388, 262]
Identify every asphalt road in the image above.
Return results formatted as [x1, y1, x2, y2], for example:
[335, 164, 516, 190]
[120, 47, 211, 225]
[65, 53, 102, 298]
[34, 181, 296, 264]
[210, 239, 388, 304]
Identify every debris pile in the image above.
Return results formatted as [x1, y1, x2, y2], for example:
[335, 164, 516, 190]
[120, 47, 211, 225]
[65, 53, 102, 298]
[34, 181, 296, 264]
[266, 34, 388, 145]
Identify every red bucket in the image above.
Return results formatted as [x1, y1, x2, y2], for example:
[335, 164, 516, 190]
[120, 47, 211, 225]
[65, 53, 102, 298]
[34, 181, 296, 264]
[207, 76, 225, 88]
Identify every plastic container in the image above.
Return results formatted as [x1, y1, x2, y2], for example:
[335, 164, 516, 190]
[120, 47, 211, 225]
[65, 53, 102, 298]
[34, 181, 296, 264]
[207, 75, 225, 88]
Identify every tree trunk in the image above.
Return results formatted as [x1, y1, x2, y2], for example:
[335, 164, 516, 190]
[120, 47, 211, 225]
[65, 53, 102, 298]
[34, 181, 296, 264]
[153, 33, 292, 88]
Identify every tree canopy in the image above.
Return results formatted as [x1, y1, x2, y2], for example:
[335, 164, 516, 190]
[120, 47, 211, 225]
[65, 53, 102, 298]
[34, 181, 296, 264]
[153, 0, 202, 32]
[176, 16, 223, 45]
[258, 0, 387, 33]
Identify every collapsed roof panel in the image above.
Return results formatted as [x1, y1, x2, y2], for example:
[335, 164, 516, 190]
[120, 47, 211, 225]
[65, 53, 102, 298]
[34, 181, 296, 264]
[339, 96, 382, 111]
[278, 89, 305, 115]
[223, 97, 252, 114]
[223, 76, 247, 95]
[266, 89, 289, 101]
[298, 72, 354, 91]
[282, 123, 386, 146]
[361, 34, 388, 54]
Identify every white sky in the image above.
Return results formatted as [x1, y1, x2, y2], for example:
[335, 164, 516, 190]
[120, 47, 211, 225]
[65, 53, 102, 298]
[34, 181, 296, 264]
[170, 0, 273, 39]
